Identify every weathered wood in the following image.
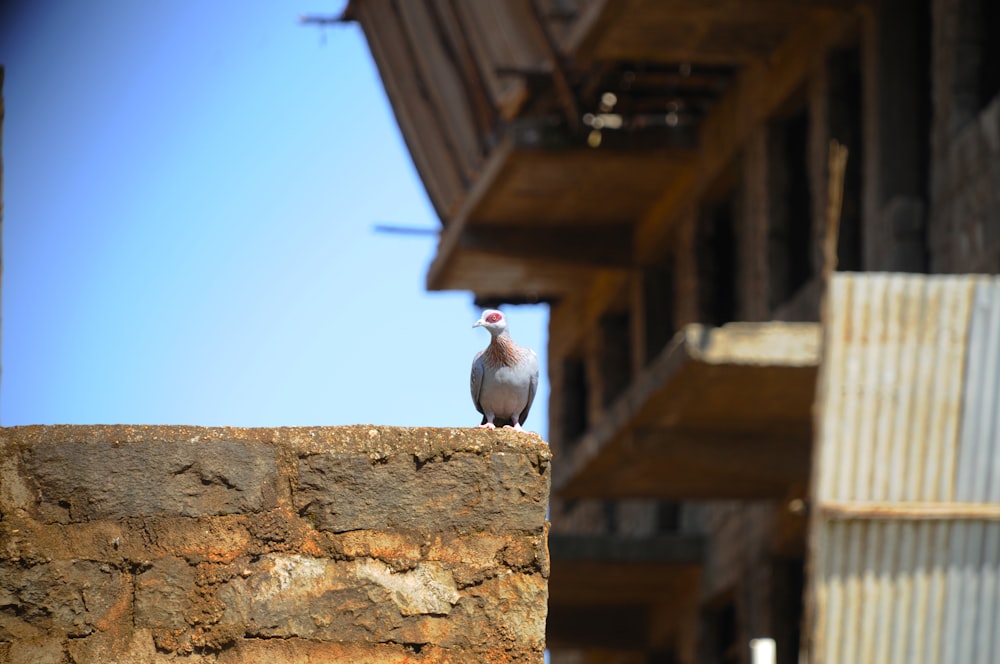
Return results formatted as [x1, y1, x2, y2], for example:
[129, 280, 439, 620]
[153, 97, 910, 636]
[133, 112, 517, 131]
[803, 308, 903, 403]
[576, 0, 857, 64]
[425, 137, 514, 291]
[552, 322, 820, 499]
[549, 533, 705, 563]
[459, 223, 632, 267]
[526, 0, 582, 132]
[432, 0, 498, 140]
[426, 142, 689, 295]
[451, 3, 534, 119]
[355, 0, 464, 218]
[822, 140, 850, 279]
[395, 0, 482, 177]
[819, 501, 1000, 521]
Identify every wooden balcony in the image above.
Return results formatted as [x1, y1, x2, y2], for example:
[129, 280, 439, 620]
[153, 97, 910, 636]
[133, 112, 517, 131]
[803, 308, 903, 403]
[553, 322, 821, 499]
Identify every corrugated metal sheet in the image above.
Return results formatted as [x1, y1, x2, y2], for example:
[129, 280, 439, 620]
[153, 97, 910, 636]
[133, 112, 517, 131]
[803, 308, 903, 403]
[809, 273, 1000, 664]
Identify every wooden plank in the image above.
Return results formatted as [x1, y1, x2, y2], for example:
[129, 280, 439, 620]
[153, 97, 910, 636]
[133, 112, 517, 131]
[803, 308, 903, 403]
[431, 0, 497, 137]
[395, 0, 482, 178]
[469, 147, 688, 226]
[549, 533, 705, 563]
[355, 0, 464, 218]
[459, 223, 633, 266]
[526, 0, 582, 132]
[558, 429, 812, 499]
[457, 1, 541, 119]
[819, 502, 1000, 521]
[550, 559, 702, 604]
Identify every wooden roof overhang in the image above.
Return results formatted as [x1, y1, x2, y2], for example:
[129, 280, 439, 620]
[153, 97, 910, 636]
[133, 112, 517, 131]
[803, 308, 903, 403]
[425, 133, 693, 303]
[554, 322, 822, 499]
[547, 533, 704, 650]
[348, 0, 864, 302]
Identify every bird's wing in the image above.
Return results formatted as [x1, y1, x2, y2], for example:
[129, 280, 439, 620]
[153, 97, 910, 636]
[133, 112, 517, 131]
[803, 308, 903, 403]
[518, 349, 540, 426]
[470, 351, 486, 415]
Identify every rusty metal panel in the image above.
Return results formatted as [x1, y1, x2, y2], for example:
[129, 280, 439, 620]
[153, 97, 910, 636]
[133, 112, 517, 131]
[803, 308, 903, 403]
[809, 273, 1000, 664]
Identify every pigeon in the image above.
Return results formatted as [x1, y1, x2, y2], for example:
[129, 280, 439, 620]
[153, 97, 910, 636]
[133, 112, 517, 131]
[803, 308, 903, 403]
[470, 309, 540, 432]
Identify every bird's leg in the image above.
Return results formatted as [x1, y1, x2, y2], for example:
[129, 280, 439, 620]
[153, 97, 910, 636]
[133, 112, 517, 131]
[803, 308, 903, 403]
[508, 415, 524, 432]
[478, 413, 497, 430]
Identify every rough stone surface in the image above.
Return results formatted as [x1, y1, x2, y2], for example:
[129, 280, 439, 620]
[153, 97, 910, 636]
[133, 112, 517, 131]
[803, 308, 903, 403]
[0, 425, 551, 662]
[21, 435, 278, 522]
[295, 449, 548, 534]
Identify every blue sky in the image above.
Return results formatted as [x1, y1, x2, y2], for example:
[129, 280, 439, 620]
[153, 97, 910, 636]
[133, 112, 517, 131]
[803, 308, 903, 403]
[0, 1, 549, 432]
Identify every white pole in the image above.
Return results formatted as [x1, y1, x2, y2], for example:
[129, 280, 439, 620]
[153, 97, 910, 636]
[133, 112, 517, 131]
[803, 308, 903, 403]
[750, 638, 777, 664]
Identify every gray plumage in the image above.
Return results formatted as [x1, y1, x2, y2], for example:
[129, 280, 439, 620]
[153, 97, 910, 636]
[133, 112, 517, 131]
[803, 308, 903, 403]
[470, 309, 539, 431]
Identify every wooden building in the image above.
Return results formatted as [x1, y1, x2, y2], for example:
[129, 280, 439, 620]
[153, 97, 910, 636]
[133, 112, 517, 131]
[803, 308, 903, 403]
[344, 1, 1000, 662]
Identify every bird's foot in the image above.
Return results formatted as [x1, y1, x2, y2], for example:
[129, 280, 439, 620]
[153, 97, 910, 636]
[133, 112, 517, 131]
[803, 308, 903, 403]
[478, 422, 497, 430]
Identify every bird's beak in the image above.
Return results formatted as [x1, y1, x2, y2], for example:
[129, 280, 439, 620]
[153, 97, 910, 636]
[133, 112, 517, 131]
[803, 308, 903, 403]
[473, 319, 484, 328]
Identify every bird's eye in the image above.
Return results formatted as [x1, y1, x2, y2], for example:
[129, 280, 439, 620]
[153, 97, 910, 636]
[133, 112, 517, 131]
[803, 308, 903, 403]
[487, 312, 502, 323]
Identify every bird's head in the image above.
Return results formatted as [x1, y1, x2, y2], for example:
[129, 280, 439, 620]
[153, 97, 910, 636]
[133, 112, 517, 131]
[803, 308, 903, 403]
[473, 309, 508, 337]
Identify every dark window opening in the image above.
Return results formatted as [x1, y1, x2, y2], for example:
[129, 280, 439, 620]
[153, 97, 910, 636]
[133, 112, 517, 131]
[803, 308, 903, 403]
[641, 258, 677, 365]
[978, 1, 1000, 108]
[827, 47, 864, 271]
[598, 313, 632, 408]
[647, 649, 679, 664]
[956, 0, 1000, 117]
[656, 501, 681, 533]
[876, 0, 931, 272]
[772, 558, 805, 664]
[603, 500, 618, 533]
[701, 597, 740, 664]
[561, 358, 589, 445]
[768, 106, 814, 311]
[697, 194, 739, 326]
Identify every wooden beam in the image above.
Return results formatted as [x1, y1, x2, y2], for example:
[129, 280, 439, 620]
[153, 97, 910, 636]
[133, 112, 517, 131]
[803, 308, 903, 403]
[558, 427, 812, 499]
[549, 534, 705, 564]
[550, 559, 702, 605]
[425, 137, 514, 291]
[819, 501, 1000, 521]
[527, 0, 582, 133]
[459, 223, 633, 267]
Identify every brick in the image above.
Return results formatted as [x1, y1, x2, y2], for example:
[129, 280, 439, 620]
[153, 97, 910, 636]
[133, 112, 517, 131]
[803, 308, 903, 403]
[0, 560, 126, 636]
[295, 450, 547, 534]
[20, 434, 278, 522]
[217, 555, 460, 639]
[216, 554, 546, 649]
[134, 557, 196, 629]
[64, 628, 162, 664]
[5, 638, 66, 664]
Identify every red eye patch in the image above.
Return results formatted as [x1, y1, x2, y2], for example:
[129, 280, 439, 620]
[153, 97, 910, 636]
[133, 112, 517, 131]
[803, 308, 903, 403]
[486, 312, 502, 323]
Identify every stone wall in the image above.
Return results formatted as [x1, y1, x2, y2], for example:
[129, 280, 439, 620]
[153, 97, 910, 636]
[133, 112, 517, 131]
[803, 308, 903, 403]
[0, 425, 551, 663]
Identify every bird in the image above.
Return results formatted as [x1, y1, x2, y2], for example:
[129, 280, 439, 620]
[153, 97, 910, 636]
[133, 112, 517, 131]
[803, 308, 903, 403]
[470, 309, 540, 432]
